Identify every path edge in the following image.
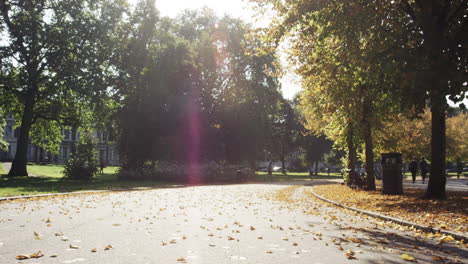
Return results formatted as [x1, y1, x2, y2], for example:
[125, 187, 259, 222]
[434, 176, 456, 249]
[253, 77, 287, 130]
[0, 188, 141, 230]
[0, 185, 184, 202]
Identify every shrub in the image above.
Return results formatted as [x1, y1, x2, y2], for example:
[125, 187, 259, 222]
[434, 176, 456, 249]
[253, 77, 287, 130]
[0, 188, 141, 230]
[118, 161, 254, 183]
[63, 132, 99, 180]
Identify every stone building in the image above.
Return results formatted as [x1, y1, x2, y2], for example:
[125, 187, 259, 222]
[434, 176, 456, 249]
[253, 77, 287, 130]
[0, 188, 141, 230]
[1, 113, 120, 165]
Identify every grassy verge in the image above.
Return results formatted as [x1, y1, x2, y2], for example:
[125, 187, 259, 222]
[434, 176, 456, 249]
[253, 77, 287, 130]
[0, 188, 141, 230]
[313, 184, 467, 233]
[0, 163, 5, 175]
[0, 164, 172, 197]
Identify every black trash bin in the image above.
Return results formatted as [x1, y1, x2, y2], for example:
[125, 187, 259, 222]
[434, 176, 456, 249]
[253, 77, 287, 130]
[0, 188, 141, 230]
[381, 153, 403, 194]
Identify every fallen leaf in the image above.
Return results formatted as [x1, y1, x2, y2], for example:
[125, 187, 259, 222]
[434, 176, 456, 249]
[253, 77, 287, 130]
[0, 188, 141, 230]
[292, 243, 298, 246]
[104, 245, 112, 250]
[91, 248, 97, 253]
[177, 257, 186, 262]
[30, 251, 44, 259]
[69, 244, 80, 249]
[250, 226, 255, 231]
[169, 239, 176, 244]
[401, 254, 416, 261]
[432, 256, 443, 261]
[266, 250, 273, 254]
[16, 255, 29, 260]
[227, 236, 235, 241]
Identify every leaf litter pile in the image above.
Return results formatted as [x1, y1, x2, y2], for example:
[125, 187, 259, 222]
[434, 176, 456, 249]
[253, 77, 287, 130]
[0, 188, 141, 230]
[313, 184, 467, 233]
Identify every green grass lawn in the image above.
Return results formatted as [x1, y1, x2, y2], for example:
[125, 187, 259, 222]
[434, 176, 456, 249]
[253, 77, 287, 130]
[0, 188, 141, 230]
[254, 171, 342, 181]
[0, 163, 5, 175]
[0, 164, 172, 198]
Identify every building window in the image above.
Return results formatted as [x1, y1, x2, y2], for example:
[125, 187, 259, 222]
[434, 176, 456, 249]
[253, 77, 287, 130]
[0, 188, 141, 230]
[62, 129, 71, 140]
[5, 125, 12, 138]
[61, 146, 69, 160]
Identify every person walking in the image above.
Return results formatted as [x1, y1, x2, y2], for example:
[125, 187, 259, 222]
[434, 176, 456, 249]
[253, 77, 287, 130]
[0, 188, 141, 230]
[419, 157, 429, 184]
[408, 158, 418, 183]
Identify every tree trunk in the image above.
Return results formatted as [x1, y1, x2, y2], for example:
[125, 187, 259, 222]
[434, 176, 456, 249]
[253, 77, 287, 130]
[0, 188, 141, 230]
[280, 154, 287, 175]
[345, 124, 357, 186]
[421, 10, 447, 200]
[424, 94, 446, 199]
[8, 90, 36, 177]
[314, 160, 318, 176]
[363, 101, 375, 190]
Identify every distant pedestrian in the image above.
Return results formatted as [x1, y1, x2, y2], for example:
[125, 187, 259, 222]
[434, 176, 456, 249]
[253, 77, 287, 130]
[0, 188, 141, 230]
[408, 158, 418, 183]
[419, 157, 429, 184]
[99, 161, 106, 175]
[456, 158, 463, 179]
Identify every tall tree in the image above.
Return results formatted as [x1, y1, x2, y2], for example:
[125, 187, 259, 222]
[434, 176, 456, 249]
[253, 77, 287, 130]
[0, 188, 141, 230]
[249, 0, 467, 197]
[117, 7, 283, 170]
[0, 0, 125, 176]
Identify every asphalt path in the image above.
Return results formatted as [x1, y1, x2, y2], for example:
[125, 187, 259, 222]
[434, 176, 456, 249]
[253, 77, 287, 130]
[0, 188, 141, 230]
[0, 182, 466, 263]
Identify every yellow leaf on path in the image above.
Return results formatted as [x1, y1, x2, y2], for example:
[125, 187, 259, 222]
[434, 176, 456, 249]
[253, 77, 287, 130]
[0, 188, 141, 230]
[177, 257, 186, 262]
[292, 243, 298, 246]
[227, 236, 235, 241]
[267, 250, 273, 254]
[34, 231, 40, 236]
[401, 254, 416, 261]
[16, 255, 29, 260]
[46, 218, 51, 223]
[30, 251, 44, 258]
[91, 248, 97, 252]
[169, 239, 176, 244]
[250, 226, 255, 231]
[104, 245, 112, 250]
[345, 250, 356, 259]
[69, 244, 80, 249]
[439, 224, 447, 229]
[161, 241, 167, 246]
[440, 235, 454, 242]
